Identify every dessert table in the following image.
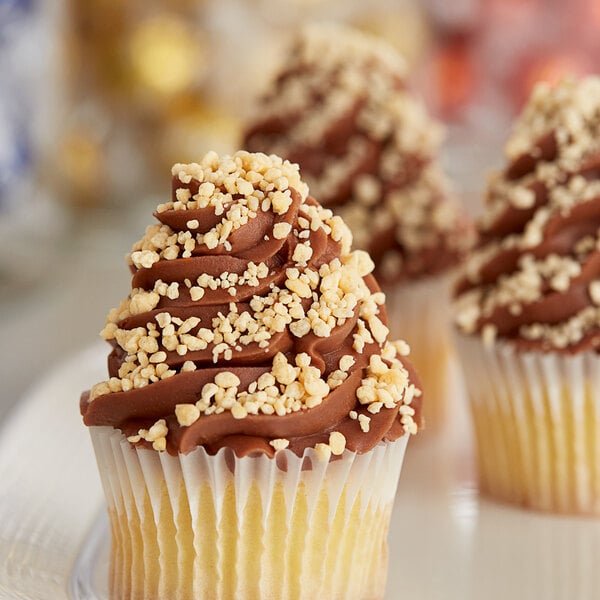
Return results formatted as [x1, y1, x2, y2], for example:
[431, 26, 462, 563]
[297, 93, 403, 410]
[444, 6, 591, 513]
[3, 145, 598, 600]
[1, 324, 599, 599]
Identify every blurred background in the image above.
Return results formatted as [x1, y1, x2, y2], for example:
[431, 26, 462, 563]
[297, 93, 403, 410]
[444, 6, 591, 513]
[0, 0, 598, 420]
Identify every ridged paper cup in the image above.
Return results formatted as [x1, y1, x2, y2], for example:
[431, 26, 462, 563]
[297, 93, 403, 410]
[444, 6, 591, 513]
[385, 275, 454, 430]
[89, 426, 409, 600]
[455, 333, 600, 515]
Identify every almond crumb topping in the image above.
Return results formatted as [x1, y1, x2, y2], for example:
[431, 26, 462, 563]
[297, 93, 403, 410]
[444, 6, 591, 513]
[85, 151, 420, 455]
[455, 77, 600, 352]
[269, 438, 290, 452]
[244, 24, 472, 282]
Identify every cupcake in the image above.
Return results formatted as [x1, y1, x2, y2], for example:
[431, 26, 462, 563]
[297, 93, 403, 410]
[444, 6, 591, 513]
[454, 77, 600, 514]
[243, 24, 472, 428]
[80, 150, 422, 599]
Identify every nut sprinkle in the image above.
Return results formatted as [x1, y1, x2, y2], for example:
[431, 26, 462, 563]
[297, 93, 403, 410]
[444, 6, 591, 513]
[81, 151, 421, 457]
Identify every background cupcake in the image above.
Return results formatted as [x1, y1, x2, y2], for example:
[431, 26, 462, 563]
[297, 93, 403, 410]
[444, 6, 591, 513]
[81, 150, 422, 599]
[243, 24, 473, 429]
[454, 77, 600, 514]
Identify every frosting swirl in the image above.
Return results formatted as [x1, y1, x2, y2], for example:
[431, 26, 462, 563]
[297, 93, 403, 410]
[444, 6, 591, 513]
[243, 24, 472, 284]
[454, 77, 600, 353]
[81, 151, 422, 457]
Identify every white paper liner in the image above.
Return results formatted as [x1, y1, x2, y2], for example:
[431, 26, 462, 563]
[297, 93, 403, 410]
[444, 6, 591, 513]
[89, 427, 409, 600]
[456, 333, 600, 514]
[385, 274, 455, 428]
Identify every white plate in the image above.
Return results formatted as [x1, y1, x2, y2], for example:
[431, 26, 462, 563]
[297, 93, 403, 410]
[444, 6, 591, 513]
[1, 343, 600, 599]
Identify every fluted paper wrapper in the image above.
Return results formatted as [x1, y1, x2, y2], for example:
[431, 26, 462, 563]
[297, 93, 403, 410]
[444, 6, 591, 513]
[89, 426, 409, 600]
[385, 275, 454, 429]
[456, 333, 600, 515]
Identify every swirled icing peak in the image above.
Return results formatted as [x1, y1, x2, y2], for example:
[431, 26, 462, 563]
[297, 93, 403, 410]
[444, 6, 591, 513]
[81, 151, 422, 457]
[454, 77, 600, 353]
[243, 24, 472, 284]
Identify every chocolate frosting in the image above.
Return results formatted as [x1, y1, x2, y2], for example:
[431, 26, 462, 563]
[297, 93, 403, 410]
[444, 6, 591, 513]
[81, 151, 422, 457]
[243, 24, 473, 284]
[454, 78, 600, 353]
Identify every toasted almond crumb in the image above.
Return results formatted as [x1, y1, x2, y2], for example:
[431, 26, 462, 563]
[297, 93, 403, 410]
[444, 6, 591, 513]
[269, 438, 290, 451]
[128, 419, 168, 452]
[285, 277, 312, 298]
[328, 431, 346, 455]
[367, 401, 383, 414]
[590, 281, 600, 305]
[339, 354, 356, 372]
[273, 222, 292, 240]
[131, 250, 160, 269]
[292, 243, 313, 264]
[175, 404, 200, 426]
[231, 404, 248, 419]
[152, 438, 167, 452]
[481, 324, 497, 348]
[214, 372, 241, 388]
[315, 442, 332, 462]
[368, 315, 389, 344]
[358, 413, 371, 432]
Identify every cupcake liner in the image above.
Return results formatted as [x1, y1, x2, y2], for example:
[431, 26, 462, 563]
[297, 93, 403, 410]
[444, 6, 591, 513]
[455, 333, 600, 514]
[385, 275, 454, 429]
[89, 426, 409, 600]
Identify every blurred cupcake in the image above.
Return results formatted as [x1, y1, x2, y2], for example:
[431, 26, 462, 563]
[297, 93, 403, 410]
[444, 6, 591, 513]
[81, 150, 422, 599]
[243, 24, 473, 429]
[454, 77, 600, 514]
